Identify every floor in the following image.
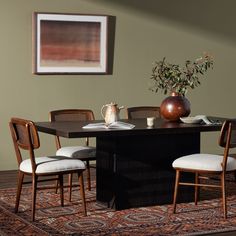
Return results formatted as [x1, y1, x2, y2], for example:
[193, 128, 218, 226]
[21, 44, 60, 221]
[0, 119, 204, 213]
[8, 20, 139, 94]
[0, 169, 235, 236]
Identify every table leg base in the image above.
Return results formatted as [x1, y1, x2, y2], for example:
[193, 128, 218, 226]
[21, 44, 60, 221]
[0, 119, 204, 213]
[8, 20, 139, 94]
[96, 133, 200, 210]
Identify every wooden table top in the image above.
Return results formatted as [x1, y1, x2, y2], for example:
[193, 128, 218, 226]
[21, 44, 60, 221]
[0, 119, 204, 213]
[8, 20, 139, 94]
[35, 117, 225, 138]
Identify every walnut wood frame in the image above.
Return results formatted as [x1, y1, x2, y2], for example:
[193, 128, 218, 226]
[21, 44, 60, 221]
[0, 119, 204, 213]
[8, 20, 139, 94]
[172, 119, 236, 219]
[126, 106, 161, 119]
[9, 117, 87, 221]
[49, 109, 96, 199]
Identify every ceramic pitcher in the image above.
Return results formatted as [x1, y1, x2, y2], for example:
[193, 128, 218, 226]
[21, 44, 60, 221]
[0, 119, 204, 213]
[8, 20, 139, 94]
[101, 102, 124, 124]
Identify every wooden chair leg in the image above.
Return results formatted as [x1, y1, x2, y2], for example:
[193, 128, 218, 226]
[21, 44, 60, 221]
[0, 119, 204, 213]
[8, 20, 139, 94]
[78, 172, 87, 216]
[86, 161, 91, 191]
[68, 173, 72, 202]
[173, 170, 180, 213]
[58, 175, 64, 207]
[221, 173, 227, 219]
[55, 179, 59, 193]
[194, 172, 199, 205]
[15, 171, 24, 213]
[32, 175, 38, 222]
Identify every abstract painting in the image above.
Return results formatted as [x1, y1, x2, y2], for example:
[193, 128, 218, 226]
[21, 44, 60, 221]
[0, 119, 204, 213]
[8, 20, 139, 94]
[33, 13, 108, 74]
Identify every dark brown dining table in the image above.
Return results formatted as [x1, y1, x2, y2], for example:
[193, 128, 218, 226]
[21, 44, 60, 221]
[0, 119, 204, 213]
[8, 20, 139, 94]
[35, 117, 225, 210]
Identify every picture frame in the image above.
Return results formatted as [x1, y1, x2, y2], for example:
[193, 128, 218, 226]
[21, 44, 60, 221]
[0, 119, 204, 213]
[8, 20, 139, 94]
[32, 12, 109, 74]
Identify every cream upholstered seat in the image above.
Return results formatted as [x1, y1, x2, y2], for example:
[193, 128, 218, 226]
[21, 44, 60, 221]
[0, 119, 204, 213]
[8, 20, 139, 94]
[56, 146, 96, 159]
[173, 154, 236, 172]
[20, 156, 85, 174]
[49, 109, 96, 201]
[172, 119, 236, 219]
[9, 117, 87, 221]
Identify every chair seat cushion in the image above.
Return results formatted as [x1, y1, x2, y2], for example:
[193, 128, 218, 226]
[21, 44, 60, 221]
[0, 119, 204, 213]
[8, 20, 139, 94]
[172, 154, 236, 171]
[56, 146, 96, 159]
[20, 156, 86, 174]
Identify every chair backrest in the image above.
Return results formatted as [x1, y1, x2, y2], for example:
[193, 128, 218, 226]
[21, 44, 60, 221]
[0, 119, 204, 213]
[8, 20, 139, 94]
[49, 109, 95, 149]
[50, 109, 95, 122]
[126, 106, 161, 119]
[219, 119, 236, 171]
[9, 117, 39, 170]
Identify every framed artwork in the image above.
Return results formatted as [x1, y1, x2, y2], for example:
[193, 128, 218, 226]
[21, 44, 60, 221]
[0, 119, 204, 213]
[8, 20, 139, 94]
[32, 12, 109, 74]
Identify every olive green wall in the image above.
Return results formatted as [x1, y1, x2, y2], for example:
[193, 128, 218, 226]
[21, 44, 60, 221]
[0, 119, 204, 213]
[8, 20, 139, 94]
[1, 0, 236, 170]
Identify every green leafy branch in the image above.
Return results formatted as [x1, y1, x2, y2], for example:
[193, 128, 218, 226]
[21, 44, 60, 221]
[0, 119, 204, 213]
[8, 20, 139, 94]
[149, 53, 214, 96]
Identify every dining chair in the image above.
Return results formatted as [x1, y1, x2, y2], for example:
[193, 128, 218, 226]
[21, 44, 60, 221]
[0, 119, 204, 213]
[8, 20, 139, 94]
[49, 109, 96, 201]
[126, 106, 161, 119]
[172, 119, 236, 219]
[9, 117, 87, 221]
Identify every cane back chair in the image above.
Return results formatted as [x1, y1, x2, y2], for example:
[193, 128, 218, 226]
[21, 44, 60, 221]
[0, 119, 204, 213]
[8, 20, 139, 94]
[126, 106, 161, 119]
[9, 117, 87, 221]
[49, 109, 96, 201]
[172, 119, 236, 219]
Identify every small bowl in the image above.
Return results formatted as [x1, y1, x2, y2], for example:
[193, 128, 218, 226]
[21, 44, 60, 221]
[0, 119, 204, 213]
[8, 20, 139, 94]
[180, 116, 202, 124]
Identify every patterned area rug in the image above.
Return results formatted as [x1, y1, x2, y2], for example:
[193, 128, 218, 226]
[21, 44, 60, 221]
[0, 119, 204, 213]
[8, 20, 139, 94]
[1, 178, 236, 236]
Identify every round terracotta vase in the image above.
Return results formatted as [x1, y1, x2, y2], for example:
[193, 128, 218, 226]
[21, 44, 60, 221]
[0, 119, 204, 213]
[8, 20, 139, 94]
[160, 92, 191, 122]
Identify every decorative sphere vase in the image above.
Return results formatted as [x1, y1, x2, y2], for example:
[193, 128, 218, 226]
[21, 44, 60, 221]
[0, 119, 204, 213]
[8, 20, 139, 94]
[160, 92, 191, 121]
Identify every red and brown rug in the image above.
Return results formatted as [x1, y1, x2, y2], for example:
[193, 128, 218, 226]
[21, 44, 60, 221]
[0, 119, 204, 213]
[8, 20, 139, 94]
[1, 179, 236, 236]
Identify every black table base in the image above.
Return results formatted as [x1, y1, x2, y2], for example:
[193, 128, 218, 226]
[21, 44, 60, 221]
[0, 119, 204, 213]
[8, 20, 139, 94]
[96, 132, 200, 210]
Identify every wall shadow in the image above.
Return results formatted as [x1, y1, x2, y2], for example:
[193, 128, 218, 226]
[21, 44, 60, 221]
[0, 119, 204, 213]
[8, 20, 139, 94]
[96, 0, 236, 44]
[107, 16, 116, 75]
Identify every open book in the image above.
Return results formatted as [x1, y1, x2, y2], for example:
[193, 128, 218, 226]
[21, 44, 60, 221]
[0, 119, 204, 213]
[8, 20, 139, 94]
[82, 121, 135, 130]
[180, 115, 222, 125]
